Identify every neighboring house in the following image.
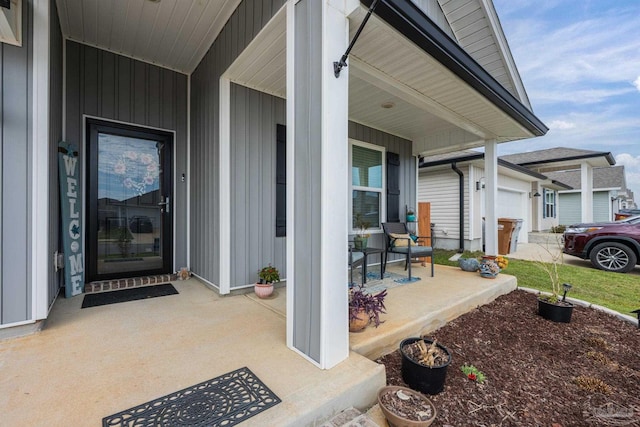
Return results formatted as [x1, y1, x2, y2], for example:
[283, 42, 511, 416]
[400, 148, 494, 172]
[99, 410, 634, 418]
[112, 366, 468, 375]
[419, 150, 568, 252]
[1, 0, 546, 369]
[501, 148, 616, 228]
[546, 166, 628, 225]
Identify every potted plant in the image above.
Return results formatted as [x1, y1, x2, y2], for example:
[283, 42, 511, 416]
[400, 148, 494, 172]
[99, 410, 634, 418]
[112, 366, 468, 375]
[479, 257, 500, 278]
[348, 285, 386, 332]
[353, 213, 372, 250]
[400, 337, 451, 395]
[535, 239, 574, 323]
[255, 264, 279, 298]
[377, 385, 436, 427]
[406, 208, 417, 223]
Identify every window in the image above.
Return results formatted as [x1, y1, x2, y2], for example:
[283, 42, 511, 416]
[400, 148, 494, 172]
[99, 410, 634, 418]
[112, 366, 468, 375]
[350, 141, 385, 231]
[543, 188, 556, 218]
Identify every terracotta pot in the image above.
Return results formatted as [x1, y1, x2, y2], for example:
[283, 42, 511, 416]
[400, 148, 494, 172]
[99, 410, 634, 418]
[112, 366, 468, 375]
[349, 308, 369, 332]
[378, 385, 436, 427]
[254, 282, 274, 299]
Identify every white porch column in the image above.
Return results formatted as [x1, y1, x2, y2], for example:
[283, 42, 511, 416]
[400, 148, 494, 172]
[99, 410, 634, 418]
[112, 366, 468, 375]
[484, 141, 498, 255]
[286, 0, 350, 369]
[581, 163, 593, 223]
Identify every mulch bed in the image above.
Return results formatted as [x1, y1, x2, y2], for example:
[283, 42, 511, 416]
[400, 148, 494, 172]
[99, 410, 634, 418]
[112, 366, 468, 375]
[376, 290, 640, 426]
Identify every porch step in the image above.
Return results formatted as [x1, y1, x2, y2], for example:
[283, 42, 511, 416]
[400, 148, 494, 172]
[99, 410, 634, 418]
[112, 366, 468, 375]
[320, 407, 381, 427]
[349, 265, 518, 360]
[85, 274, 178, 293]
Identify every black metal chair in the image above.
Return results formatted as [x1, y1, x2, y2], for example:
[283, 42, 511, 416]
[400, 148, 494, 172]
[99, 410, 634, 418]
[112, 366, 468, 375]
[382, 222, 434, 279]
[348, 246, 365, 286]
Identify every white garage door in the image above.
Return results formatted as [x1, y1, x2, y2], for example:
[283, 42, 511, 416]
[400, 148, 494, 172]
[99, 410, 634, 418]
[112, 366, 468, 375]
[497, 189, 528, 245]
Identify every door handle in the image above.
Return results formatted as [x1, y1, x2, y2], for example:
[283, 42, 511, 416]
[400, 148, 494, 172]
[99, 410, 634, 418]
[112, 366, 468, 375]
[158, 196, 170, 213]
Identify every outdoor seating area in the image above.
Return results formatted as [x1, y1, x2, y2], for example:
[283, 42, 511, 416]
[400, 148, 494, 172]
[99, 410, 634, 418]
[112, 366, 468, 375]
[382, 222, 435, 279]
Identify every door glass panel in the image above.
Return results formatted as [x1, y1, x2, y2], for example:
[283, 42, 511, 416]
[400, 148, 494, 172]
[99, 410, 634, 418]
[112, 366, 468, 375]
[96, 133, 164, 275]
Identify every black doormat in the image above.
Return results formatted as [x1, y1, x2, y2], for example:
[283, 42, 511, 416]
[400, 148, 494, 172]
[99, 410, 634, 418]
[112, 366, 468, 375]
[81, 283, 178, 308]
[103, 367, 281, 427]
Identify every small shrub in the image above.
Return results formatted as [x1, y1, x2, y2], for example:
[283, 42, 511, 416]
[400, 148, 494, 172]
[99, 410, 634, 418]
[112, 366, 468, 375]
[574, 375, 612, 394]
[583, 336, 609, 350]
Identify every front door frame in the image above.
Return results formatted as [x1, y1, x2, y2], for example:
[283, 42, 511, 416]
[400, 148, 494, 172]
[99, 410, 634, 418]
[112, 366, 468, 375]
[85, 117, 174, 282]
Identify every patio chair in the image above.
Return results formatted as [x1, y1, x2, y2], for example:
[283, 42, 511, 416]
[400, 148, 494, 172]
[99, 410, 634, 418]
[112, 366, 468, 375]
[348, 246, 365, 286]
[382, 222, 434, 279]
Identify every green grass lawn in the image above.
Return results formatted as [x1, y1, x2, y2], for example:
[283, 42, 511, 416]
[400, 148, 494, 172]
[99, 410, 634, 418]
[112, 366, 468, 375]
[433, 250, 640, 315]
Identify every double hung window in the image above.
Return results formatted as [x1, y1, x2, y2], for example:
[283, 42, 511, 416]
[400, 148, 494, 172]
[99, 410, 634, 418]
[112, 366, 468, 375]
[350, 141, 385, 231]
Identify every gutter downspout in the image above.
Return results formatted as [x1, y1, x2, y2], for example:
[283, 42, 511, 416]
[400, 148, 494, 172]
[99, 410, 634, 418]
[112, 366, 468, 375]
[452, 163, 464, 253]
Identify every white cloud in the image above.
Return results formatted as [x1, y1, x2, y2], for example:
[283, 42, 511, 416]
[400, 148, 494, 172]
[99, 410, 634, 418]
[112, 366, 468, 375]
[548, 120, 575, 130]
[615, 153, 640, 168]
[634, 76, 640, 91]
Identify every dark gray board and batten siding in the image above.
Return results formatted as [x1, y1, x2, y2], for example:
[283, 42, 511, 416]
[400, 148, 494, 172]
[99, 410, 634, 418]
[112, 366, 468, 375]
[65, 41, 189, 275]
[190, 0, 286, 286]
[230, 84, 286, 287]
[0, 0, 32, 325]
[293, 0, 324, 361]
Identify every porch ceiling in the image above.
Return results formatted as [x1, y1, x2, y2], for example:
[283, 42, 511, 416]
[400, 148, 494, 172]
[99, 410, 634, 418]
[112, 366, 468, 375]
[54, 0, 242, 74]
[58, 0, 542, 157]
[228, 4, 541, 157]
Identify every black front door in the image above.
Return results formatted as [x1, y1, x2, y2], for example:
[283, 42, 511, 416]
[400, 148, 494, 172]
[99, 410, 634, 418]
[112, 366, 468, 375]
[86, 119, 173, 282]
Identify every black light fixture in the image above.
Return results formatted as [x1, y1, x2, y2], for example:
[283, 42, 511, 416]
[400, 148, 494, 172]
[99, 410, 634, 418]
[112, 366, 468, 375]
[334, 0, 380, 77]
[0, 0, 10, 10]
[562, 283, 572, 301]
[533, 192, 541, 197]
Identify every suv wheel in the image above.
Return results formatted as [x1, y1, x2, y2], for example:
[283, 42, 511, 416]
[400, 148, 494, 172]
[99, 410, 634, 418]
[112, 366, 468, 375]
[589, 242, 637, 273]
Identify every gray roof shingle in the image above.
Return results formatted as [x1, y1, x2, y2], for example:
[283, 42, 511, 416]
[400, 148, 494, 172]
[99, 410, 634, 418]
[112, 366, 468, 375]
[545, 166, 626, 190]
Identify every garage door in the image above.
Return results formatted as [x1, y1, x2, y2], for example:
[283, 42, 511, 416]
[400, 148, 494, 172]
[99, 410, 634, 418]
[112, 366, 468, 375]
[497, 189, 527, 245]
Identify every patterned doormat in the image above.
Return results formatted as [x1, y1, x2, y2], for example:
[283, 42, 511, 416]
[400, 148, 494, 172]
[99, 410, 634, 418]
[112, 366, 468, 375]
[82, 284, 178, 308]
[103, 367, 281, 427]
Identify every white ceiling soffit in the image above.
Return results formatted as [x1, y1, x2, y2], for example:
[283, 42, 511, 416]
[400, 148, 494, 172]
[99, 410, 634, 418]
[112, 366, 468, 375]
[225, 6, 286, 99]
[55, 0, 241, 74]
[438, 0, 531, 109]
[347, 7, 533, 155]
[0, 0, 21, 46]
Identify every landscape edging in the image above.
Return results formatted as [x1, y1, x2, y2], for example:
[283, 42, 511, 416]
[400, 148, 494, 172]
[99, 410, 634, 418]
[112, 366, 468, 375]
[517, 286, 639, 327]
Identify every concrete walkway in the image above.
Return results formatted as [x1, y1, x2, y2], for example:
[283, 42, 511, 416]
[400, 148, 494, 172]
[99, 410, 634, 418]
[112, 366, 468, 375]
[0, 281, 383, 427]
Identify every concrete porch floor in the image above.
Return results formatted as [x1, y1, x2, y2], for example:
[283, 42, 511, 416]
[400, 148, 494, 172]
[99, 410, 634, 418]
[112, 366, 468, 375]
[0, 263, 515, 426]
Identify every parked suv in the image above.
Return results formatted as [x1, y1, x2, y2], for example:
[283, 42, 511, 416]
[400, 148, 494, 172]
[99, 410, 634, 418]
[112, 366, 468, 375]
[563, 215, 640, 273]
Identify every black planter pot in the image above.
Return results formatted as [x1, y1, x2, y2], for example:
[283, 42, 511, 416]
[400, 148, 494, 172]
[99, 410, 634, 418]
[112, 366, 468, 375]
[538, 298, 574, 323]
[400, 337, 451, 395]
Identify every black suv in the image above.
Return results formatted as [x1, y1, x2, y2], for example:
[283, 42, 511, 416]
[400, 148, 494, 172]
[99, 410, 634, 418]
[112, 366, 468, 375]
[563, 216, 640, 273]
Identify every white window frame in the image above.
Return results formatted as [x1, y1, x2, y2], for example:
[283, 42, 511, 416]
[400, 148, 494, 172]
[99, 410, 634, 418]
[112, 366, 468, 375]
[543, 188, 556, 218]
[348, 139, 386, 234]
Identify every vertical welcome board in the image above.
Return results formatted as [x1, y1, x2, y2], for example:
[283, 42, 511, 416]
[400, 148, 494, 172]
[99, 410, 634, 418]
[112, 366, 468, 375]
[58, 142, 84, 297]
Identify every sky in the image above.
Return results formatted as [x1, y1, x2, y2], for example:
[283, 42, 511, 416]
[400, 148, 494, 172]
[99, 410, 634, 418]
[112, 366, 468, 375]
[492, 0, 640, 201]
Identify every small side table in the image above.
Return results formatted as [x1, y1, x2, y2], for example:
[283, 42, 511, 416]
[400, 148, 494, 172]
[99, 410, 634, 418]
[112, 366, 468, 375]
[361, 247, 384, 284]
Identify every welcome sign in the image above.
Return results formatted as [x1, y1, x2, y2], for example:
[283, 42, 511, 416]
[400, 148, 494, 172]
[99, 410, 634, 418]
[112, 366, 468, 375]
[58, 142, 84, 297]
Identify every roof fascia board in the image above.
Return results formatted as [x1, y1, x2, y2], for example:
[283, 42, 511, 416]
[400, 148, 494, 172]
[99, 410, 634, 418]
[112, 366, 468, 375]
[420, 153, 547, 180]
[518, 152, 616, 167]
[478, 0, 531, 108]
[498, 159, 546, 179]
[551, 180, 573, 190]
[361, 0, 548, 136]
